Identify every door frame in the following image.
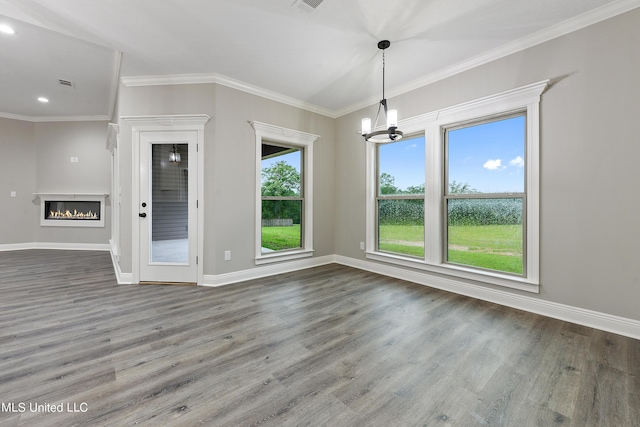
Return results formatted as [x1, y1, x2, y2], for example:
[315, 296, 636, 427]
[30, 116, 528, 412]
[124, 114, 210, 285]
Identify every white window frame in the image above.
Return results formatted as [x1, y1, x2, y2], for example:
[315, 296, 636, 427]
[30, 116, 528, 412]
[365, 80, 549, 293]
[251, 121, 319, 265]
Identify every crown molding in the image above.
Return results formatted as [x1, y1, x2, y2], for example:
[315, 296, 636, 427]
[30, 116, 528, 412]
[0, 112, 112, 123]
[121, 72, 338, 119]
[121, 114, 211, 127]
[121, 73, 217, 86]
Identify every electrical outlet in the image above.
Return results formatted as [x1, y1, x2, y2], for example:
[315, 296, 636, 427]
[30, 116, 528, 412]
[224, 250, 231, 261]
[10, 191, 16, 198]
[360, 241, 365, 250]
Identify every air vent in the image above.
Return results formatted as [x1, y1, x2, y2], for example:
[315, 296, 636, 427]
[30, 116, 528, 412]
[58, 79, 74, 88]
[292, 0, 325, 13]
[302, 0, 323, 8]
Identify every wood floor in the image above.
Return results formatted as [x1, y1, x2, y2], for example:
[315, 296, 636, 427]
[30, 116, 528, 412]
[0, 250, 638, 427]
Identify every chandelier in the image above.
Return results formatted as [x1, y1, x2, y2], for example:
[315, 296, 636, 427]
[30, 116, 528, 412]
[361, 40, 403, 143]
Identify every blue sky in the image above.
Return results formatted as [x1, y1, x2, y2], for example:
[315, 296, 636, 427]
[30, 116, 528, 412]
[447, 115, 525, 193]
[261, 150, 301, 176]
[379, 136, 425, 190]
[379, 115, 525, 193]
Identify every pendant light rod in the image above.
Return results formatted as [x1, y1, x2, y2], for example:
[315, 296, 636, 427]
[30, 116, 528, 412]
[379, 40, 389, 108]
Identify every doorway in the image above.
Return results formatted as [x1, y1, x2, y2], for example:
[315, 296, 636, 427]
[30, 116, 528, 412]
[125, 114, 209, 285]
[139, 131, 197, 283]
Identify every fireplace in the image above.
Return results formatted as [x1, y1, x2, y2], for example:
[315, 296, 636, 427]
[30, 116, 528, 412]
[36, 194, 106, 227]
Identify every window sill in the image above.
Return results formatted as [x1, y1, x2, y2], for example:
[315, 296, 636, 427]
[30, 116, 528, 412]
[365, 251, 539, 293]
[256, 249, 314, 265]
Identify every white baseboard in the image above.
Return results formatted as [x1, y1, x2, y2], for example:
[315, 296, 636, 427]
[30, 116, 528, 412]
[108, 242, 133, 284]
[203, 255, 335, 287]
[0, 242, 110, 252]
[0, 242, 36, 252]
[335, 255, 640, 340]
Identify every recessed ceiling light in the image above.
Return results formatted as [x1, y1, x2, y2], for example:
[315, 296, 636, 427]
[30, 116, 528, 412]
[0, 24, 15, 35]
[37, 97, 49, 103]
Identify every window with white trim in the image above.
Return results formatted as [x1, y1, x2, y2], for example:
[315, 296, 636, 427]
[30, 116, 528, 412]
[251, 122, 319, 265]
[365, 81, 547, 292]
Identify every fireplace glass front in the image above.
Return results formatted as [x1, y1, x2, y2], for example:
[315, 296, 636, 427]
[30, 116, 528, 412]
[44, 200, 101, 221]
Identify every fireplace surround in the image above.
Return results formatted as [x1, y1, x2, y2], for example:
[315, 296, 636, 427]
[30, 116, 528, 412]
[36, 193, 107, 227]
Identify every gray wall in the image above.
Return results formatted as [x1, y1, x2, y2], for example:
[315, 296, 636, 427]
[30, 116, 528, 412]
[115, 83, 336, 276]
[210, 85, 335, 275]
[0, 119, 111, 246]
[335, 9, 640, 321]
[33, 121, 111, 244]
[0, 118, 36, 244]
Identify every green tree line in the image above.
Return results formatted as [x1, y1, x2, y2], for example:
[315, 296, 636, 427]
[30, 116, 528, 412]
[261, 161, 301, 224]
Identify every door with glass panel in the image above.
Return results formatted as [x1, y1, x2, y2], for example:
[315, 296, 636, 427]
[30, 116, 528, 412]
[139, 131, 197, 283]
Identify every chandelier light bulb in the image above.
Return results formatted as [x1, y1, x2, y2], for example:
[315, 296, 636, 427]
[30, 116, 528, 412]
[361, 118, 372, 135]
[386, 110, 398, 128]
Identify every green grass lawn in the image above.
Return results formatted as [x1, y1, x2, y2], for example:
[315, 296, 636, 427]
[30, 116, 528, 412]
[262, 225, 301, 251]
[379, 224, 425, 258]
[379, 223, 522, 274]
[262, 223, 522, 274]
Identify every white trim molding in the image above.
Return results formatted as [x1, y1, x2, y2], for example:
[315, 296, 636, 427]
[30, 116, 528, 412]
[203, 255, 334, 287]
[109, 242, 133, 285]
[121, 73, 336, 118]
[0, 242, 110, 252]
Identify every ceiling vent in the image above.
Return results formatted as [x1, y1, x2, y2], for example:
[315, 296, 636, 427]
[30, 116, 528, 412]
[58, 79, 74, 89]
[292, 0, 325, 14]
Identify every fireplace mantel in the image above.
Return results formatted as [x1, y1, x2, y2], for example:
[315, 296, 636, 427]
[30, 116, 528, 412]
[34, 193, 108, 227]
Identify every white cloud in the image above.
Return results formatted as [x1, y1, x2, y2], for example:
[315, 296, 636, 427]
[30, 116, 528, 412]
[483, 159, 504, 171]
[510, 156, 525, 167]
[406, 143, 417, 150]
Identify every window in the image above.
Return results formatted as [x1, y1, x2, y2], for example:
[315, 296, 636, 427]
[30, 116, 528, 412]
[261, 143, 303, 253]
[365, 80, 548, 292]
[376, 135, 425, 258]
[251, 122, 319, 265]
[445, 113, 525, 275]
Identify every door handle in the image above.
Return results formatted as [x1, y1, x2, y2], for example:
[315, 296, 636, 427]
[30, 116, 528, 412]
[139, 213, 147, 218]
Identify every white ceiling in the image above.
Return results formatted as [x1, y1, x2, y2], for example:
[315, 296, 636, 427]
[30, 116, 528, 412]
[1, 0, 638, 121]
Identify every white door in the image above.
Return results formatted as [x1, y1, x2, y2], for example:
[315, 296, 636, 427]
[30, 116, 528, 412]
[139, 130, 198, 283]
